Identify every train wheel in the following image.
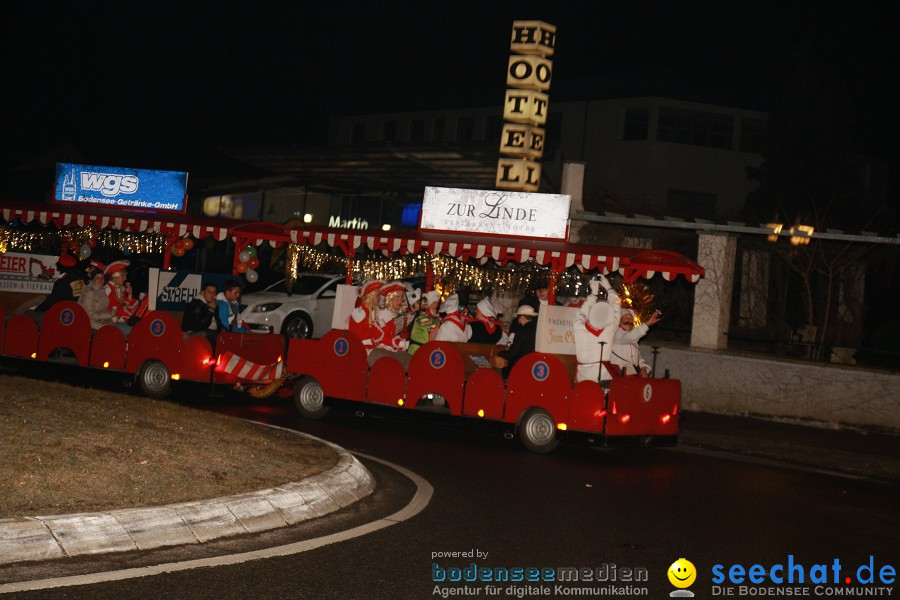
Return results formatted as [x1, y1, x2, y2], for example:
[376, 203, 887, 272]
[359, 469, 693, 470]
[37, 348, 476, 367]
[138, 360, 172, 399]
[294, 376, 329, 419]
[518, 408, 558, 454]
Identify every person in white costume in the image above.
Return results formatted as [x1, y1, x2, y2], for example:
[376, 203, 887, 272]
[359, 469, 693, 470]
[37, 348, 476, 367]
[573, 274, 621, 384]
[610, 308, 661, 377]
[434, 294, 471, 342]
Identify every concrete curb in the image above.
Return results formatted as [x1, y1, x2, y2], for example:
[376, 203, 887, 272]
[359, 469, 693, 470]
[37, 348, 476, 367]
[0, 435, 374, 566]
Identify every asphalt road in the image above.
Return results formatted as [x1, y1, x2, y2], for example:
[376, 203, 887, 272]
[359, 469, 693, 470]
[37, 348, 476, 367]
[3, 391, 897, 600]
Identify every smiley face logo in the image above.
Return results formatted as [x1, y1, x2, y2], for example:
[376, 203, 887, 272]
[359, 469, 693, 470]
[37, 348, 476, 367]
[668, 558, 696, 588]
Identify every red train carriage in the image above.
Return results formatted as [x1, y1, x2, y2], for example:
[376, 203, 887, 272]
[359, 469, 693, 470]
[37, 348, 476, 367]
[273, 223, 702, 453]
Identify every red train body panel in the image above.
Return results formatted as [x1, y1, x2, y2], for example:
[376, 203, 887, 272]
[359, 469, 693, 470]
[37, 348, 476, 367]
[279, 331, 680, 444]
[0, 307, 285, 389]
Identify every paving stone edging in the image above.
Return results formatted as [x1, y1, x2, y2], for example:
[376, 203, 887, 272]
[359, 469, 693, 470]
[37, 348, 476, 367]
[0, 436, 374, 566]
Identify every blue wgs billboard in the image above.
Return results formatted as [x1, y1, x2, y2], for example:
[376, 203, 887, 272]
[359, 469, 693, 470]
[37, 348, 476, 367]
[54, 163, 188, 213]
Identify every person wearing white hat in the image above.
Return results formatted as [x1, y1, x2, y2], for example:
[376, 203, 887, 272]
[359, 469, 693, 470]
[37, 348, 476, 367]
[573, 274, 621, 384]
[610, 307, 661, 377]
[407, 290, 443, 355]
[434, 293, 471, 342]
[469, 296, 508, 345]
[498, 304, 539, 379]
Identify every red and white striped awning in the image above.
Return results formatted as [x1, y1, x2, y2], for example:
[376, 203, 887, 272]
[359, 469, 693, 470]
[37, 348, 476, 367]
[1, 203, 704, 282]
[288, 226, 704, 283]
[0, 202, 239, 241]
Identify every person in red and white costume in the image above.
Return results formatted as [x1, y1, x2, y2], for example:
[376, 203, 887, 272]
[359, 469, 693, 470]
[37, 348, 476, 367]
[376, 281, 411, 351]
[348, 280, 386, 353]
[434, 294, 471, 342]
[468, 296, 508, 345]
[573, 274, 621, 384]
[104, 260, 140, 322]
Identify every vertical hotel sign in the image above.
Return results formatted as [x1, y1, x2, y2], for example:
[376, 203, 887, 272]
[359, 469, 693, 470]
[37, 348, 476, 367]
[496, 20, 556, 193]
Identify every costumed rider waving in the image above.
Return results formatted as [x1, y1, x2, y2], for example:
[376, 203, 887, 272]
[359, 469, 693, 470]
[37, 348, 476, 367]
[573, 274, 621, 384]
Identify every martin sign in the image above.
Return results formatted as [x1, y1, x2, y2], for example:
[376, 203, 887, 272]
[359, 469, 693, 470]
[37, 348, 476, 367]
[420, 186, 570, 239]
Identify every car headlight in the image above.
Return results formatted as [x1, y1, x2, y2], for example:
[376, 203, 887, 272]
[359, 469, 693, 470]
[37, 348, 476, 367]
[251, 303, 283, 313]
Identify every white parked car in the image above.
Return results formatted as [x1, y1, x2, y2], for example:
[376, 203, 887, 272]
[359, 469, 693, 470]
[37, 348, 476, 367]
[240, 274, 343, 339]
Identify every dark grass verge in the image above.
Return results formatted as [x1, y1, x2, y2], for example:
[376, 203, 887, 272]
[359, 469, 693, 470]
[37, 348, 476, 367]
[0, 375, 338, 519]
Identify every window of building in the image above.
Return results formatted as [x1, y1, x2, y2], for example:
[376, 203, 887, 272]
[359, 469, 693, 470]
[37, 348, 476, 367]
[383, 120, 397, 142]
[657, 107, 733, 149]
[410, 119, 425, 142]
[623, 108, 649, 140]
[485, 115, 502, 141]
[351, 122, 365, 144]
[457, 116, 474, 142]
[433, 118, 445, 142]
[666, 188, 717, 220]
[739, 118, 767, 153]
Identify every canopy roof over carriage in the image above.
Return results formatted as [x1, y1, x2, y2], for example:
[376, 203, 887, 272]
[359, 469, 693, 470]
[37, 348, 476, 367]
[273, 225, 704, 283]
[1, 202, 704, 283]
[0, 201, 240, 241]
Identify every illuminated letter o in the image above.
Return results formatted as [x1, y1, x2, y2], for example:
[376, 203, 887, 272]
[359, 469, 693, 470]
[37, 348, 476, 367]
[509, 59, 533, 81]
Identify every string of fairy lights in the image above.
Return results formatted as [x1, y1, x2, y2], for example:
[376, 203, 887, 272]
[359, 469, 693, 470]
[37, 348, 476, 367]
[285, 243, 597, 299]
[0, 224, 167, 255]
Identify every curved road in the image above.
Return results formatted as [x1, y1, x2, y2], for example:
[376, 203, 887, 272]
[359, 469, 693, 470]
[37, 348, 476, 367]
[3, 390, 897, 599]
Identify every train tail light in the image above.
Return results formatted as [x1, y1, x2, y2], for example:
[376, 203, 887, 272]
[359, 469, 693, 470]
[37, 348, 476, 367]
[103, 361, 109, 368]
[594, 409, 608, 418]
[620, 414, 631, 424]
[660, 414, 671, 424]
[611, 402, 618, 415]
[477, 409, 485, 417]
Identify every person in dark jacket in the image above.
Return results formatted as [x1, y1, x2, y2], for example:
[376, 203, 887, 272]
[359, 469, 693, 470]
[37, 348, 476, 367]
[182, 282, 219, 343]
[32, 254, 82, 312]
[499, 304, 538, 379]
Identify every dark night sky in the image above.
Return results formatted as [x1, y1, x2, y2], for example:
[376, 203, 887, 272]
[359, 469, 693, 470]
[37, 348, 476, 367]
[3, 2, 898, 182]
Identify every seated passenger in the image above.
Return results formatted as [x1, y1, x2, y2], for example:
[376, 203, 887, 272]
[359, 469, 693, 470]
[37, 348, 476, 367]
[408, 290, 442, 355]
[573, 275, 621, 384]
[105, 260, 140, 321]
[511, 278, 551, 338]
[610, 308, 661, 377]
[377, 281, 411, 349]
[79, 268, 129, 332]
[30, 253, 84, 317]
[468, 296, 508, 345]
[434, 294, 471, 342]
[404, 283, 423, 336]
[498, 304, 538, 379]
[216, 280, 248, 333]
[182, 281, 219, 343]
[349, 280, 386, 352]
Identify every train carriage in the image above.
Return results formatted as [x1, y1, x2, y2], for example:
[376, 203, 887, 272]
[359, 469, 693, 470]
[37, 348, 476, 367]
[0, 196, 703, 453]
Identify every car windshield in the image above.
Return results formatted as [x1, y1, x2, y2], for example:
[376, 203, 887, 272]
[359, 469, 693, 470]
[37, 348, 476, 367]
[263, 276, 333, 295]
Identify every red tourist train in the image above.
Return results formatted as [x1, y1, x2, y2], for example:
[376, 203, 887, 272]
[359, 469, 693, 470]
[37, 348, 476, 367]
[0, 200, 704, 453]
